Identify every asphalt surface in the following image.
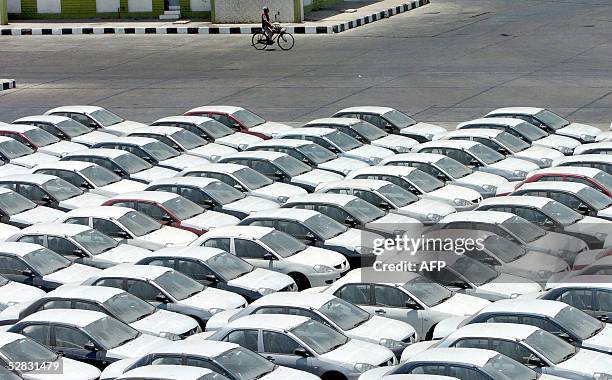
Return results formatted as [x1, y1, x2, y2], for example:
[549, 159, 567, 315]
[1, 0, 612, 129]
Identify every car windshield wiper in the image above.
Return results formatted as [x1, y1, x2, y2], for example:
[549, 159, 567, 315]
[252, 366, 276, 379]
[351, 318, 369, 329]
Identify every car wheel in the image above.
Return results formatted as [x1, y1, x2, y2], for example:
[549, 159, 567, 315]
[321, 371, 347, 380]
[288, 272, 311, 290]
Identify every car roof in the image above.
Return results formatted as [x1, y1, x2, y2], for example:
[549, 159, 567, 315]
[186, 106, 244, 114]
[479, 195, 552, 208]
[0, 188, 13, 195]
[0, 136, 21, 144]
[34, 160, 96, 171]
[200, 225, 275, 239]
[0, 242, 44, 256]
[334, 268, 419, 286]
[382, 152, 446, 164]
[441, 211, 514, 223]
[443, 129, 504, 139]
[144, 339, 238, 356]
[517, 181, 589, 193]
[13, 115, 73, 124]
[46, 105, 105, 114]
[46, 285, 123, 302]
[486, 107, 543, 116]
[447, 323, 539, 341]
[530, 166, 605, 177]
[0, 124, 38, 133]
[226, 314, 309, 331]
[305, 118, 362, 126]
[478, 299, 566, 317]
[278, 127, 336, 137]
[129, 125, 185, 136]
[19, 223, 91, 236]
[118, 365, 217, 380]
[317, 179, 392, 191]
[146, 246, 225, 261]
[99, 136, 158, 146]
[287, 193, 356, 207]
[549, 275, 612, 290]
[576, 142, 612, 150]
[349, 166, 417, 177]
[97, 263, 172, 280]
[220, 150, 288, 161]
[20, 309, 107, 326]
[406, 347, 498, 367]
[459, 118, 525, 128]
[335, 106, 396, 115]
[251, 292, 335, 309]
[0, 332, 28, 347]
[558, 154, 612, 164]
[415, 140, 480, 150]
[64, 206, 132, 219]
[148, 176, 220, 188]
[108, 191, 179, 203]
[0, 173, 56, 185]
[181, 163, 246, 174]
[249, 139, 310, 149]
[64, 148, 130, 159]
[245, 208, 320, 222]
[153, 115, 214, 125]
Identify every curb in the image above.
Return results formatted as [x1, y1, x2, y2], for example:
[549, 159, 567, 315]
[0, 79, 16, 91]
[0, 0, 428, 36]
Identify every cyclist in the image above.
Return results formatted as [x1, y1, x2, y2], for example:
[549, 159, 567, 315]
[261, 6, 274, 44]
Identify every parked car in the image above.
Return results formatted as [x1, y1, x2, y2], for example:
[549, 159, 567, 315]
[0, 273, 45, 312]
[246, 139, 369, 176]
[0, 136, 59, 169]
[0, 187, 65, 228]
[151, 115, 263, 150]
[207, 314, 396, 379]
[57, 206, 198, 250]
[193, 226, 348, 289]
[513, 166, 612, 197]
[135, 246, 296, 301]
[7, 223, 152, 269]
[557, 256, 612, 280]
[32, 161, 146, 197]
[304, 117, 419, 153]
[61, 148, 179, 184]
[574, 142, 612, 155]
[115, 365, 226, 380]
[45, 106, 148, 136]
[0, 174, 108, 211]
[485, 107, 602, 143]
[554, 154, 612, 175]
[145, 177, 279, 219]
[82, 264, 248, 327]
[0, 123, 86, 157]
[177, 163, 307, 204]
[331, 106, 447, 142]
[0, 160, 28, 177]
[0, 224, 19, 242]
[572, 248, 612, 270]
[380, 152, 508, 198]
[13, 115, 117, 147]
[184, 105, 292, 138]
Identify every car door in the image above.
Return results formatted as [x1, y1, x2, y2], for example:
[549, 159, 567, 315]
[555, 288, 596, 318]
[92, 218, 131, 241]
[447, 365, 491, 380]
[234, 238, 282, 272]
[174, 258, 218, 286]
[51, 325, 103, 366]
[487, 339, 546, 373]
[13, 183, 55, 207]
[16, 323, 52, 348]
[261, 330, 312, 373]
[135, 202, 177, 227]
[594, 289, 612, 323]
[221, 329, 259, 352]
[511, 206, 559, 232]
[372, 284, 427, 337]
[125, 279, 163, 305]
[0, 254, 38, 286]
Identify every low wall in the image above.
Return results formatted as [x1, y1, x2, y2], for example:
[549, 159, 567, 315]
[213, 0, 303, 23]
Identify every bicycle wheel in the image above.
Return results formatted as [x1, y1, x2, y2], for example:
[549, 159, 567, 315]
[252, 33, 268, 50]
[277, 32, 294, 50]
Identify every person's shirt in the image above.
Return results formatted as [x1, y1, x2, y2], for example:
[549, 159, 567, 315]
[262, 12, 270, 27]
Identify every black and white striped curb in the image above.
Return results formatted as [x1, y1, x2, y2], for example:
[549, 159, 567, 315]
[0, 0, 428, 36]
[0, 80, 16, 91]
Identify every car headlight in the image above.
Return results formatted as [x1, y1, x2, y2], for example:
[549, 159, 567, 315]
[238, 144, 249, 150]
[537, 270, 553, 279]
[424, 133, 434, 140]
[357, 245, 374, 256]
[595, 232, 608, 241]
[258, 287, 276, 296]
[581, 134, 596, 142]
[453, 198, 471, 206]
[368, 156, 382, 164]
[513, 170, 527, 178]
[380, 338, 405, 349]
[557, 146, 572, 154]
[159, 332, 181, 341]
[510, 293, 521, 299]
[593, 373, 612, 380]
[539, 158, 552, 167]
[354, 363, 376, 373]
[209, 308, 225, 315]
[276, 195, 289, 203]
[395, 146, 409, 153]
[342, 168, 352, 175]
[427, 213, 442, 223]
[481, 184, 496, 193]
[313, 264, 334, 273]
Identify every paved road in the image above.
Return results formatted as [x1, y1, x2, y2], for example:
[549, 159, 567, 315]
[1, 0, 612, 129]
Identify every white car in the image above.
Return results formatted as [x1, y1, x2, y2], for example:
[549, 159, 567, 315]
[380, 152, 508, 198]
[218, 150, 344, 192]
[192, 226, 349, 289]
[332, 106, 447, 142]
[151, 115, 264, 150]
[135, 246, 297, 301]
[45, 105, 148, 136]
[440, 128, 563, 168]
[457, 117, 581, 155]
[574, 142, 612, 155]
[0, 273, 46, 312]
[346, 166, 482, 211]
[127, 125, 238, 161]
[82, 264, 247, 326]
[177, 163, 308, 204]
[100, 340, 321, 380]
[206, 292, 417, 357]
[0, 223, 19, 241]
[58, 206, 198, 250]
[116, 365, 226, 380]
[554, 154, 612, 175]
[276, 127, 395, 165]
[485, 107, 602, 143]
[207, 314, 396, 380]
[0, 136, 59, 169]
[318, 268, 491, 340]
[304, 118, 419, 153]
[13, 114, 118, 147]
[0, 123, 86, 157]
[0, 187, 65, 228]
[8, 223, 152, 269]
[412, 139, 540, 181]
[0, 332, 101, 380]
[32, 161, 146, 197]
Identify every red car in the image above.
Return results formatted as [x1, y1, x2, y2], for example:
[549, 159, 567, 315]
[183, 106, 292, 139]
[101, 191, 239, 235]
[0, 124, 86, 157]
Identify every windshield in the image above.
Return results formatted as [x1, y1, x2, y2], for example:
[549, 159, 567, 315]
[163, 196, 204, 220]
[483, 354, 538, 380]
[319, 298, 371, 331]
[326, 130, 363, 151]
[74, 229, 118, 255]
[379, 183, 419, 207]
[142, 141, 180, 161]
[407, 170, 444, 192]
[205, 181, 245, 204]
[114, 153, 152, 173]
[402, 276, 453, 307]
[579, 187, 612, 210]
[0, 139, 34, 159]
[542, 201, 583, 226]
[496, 132, 530, 153]
[23, 128, 60, 147]
[554, 306, 604, 340]
[484, 235, 526, 263]
[215, 347, 276, 380]
[382, 110, 416, 128]
[260, 230, 306, 258]
[90, 109, 124, 127]
[232, 110, 266, 128]
[345, 198, 386, 223]
[469, 144, 505, 164]
[0, 338, 58, 371]
[155, 270, 205, 301]
[104, 292, 156, 324]
[296, 143, 336, 164]
[535, 110, 569, 130]
[594, 172, 612, 192]
[200, 120, 235, 138]
[205, 252, 253, 281]
[118, 211, 162, 236]
[515, 122, 548, 141]
[0, 190, 36, 215]
[81, 165, 121, 187]
[233, 167, 273, 190]
[437, 157, 473, 179]
[41, 178, 83, 201]
[525, 329, 577, 364]
[291, 319, 349, 354]
[451, 256, 498, 286]
[351, 121, 388, 141]
[274, 155, 311, 176]
[171, 129, 208, 150]
[502, 216, 546, 243]
[84, 316, 139, 349]
[23, 248, 70, 275]
[57, 119, 92, 137]
[304, 213, 348, 240]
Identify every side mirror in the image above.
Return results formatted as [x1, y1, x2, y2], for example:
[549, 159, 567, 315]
[83, 342, 98, 352]
[405, 299, 420, 309]
[116, 230, 131, 239]
[597, 315, 609, 322]
[557, 332, 574, 343]
[344, 216, 357, 227]
[469, 159, 480, 167]
[293, 347, 309, 357]
[328, 146, 339, 153]
[379, 201, 392, 211]
[526, 356, 543, 367]
[80, 182, 93, 190]
[436, 173, 448, 181]
[202, 199, 215, 208]
[41, 195, 53, 204]
[497, 147, 508, 155]
[272, 171, 285, 180]
[72, 249, 87, 258]
[142, 156, 152, 162]
[543, 218, 555, 228]
[155, 293, 170, 303]
[21, 269, 34, 277]
[407, 185, 419, 194]
[578, 203, 590, 213]
[161, 214, 173, 223]
[448, 281, 469, 289]
[233, 184, 245, 191]
[113, 168, 124, 176]
[304, 232, 317, 243]
[263, 253, 275, 261]
[89, 122, 98, 129]
[205, 274, 218, 283]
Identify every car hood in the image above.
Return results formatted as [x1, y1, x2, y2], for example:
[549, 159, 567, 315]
[583, 324, 612, 354]
[131, 166, 178, 183]
[252, 182, 307, 198]
[532, 231, 589, 256]
[400, 340, 440, 362]
[59, 192, 109, 210]
[0, 223, 20, 241]
[188, 143, 238, 161]
[0, 163, 29, 176]
[10, 206, 65, 225]
[107, 333, 168, 360]
[460, 171, 508, 187]
[427, 184, 482, 203]
[249, 121, 293, 137]
[286, 246, 348, 269]
[478, 273, 542, 296]
[179, 286, 246, 310]
[104, 121, 149, 135]
[160, 154, 210, 171]
[372, 134, 418, 151]
[515, 146, 564, 161]
[568, 216, 612, 237]
[224, 196, 279, 215]
[182, 211, 239, 231]
[595, 131, 612, 142]
[431, 293, 491, 316]
[72, 131, 117, 146]
[348, 144, 395, 161]
[292, 169, 344, 187]
[535, 134, 581, 150]
[227, 268, 294, 292]
[489, 157, 539, 173]
[366, 213, 423, 235]
[11, 152, 59, 168]
[558, 123, 601, 139]
[96, 244, 152, 264]
[100, 358, 138, 380]
[347, 315, 415, 342]
[263, 365, 320, 380]
[358, 366, 396, 380]
[35, 357, 101, 380]
[131, 309, 198, 336]
[320, 338, 394, 367]
[0, 281, 45, 305]
[317, 156, 369, 175]
[326, 228, 379, 251]
[44, 263, 101, 285]
[216, 132, 263, 149]
[38, 140, 86, 157]
[557, 348, 612, 374]
[508, 251, 570, 277]
[141, 226, 198, 247]
[398, 198, 456, 219]
[98, 179, 146, 196]
[597, 205, 612, 219]
[400, 122, 447, 140]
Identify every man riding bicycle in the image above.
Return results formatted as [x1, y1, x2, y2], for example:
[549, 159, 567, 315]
[261, 6, 274, 44]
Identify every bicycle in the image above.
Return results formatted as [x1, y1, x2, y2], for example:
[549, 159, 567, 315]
[252, 23, 295, 51]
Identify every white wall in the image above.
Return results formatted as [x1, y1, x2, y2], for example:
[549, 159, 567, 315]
[96, 0, 120, 13]
[129, 0, 152, 12]
[190, 0, 210, 12]
[303, 0, 311, 6]
[8, 0, 21, 13]
[215, 0, 302, 23]
[37, 0, 61, 13]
